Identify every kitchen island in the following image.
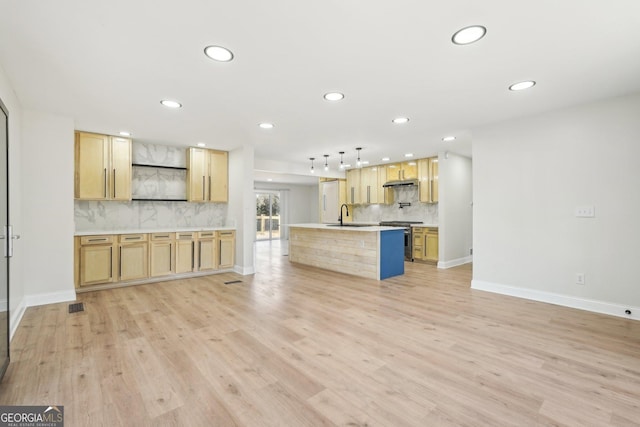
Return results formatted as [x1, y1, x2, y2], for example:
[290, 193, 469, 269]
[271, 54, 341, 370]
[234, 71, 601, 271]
[288, 224, 404, 280]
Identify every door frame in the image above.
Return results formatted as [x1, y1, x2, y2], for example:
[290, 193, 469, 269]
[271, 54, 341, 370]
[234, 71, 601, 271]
[0, 95, 10, 380]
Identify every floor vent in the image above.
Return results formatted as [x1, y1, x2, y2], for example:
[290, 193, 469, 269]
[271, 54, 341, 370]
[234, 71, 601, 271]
[68, 302, 84, 313]
[224, 280, 242, 285]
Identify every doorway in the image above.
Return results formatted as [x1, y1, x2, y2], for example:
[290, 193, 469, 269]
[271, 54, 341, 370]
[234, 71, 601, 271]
[255, 192, 280, 241]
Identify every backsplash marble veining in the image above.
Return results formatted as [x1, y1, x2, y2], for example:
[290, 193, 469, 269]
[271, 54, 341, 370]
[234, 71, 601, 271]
[353, 186, 438, 224]
[75, 141, 229, 232]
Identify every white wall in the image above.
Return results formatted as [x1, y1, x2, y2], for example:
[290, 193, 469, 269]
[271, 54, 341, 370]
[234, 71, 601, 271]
[228, 146, 256, 275]
[0, 63, 25, 338]
[472, 92, 640, 319]
[438, 152, 473, 268]
[21, 110, 76, 305]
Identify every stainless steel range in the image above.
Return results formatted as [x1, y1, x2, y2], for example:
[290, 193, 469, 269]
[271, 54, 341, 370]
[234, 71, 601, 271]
[379, 221, 423, 261]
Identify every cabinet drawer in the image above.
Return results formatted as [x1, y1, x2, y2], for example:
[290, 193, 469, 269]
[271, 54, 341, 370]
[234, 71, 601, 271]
[176, 232, 195, 240]
[80, 235, 114, 245]
[198, 231, 216, 239]
[119, 233, 148, 243]
[217, 230, 235, 238]
[413, 227, 425, 233]
[151, 232, 175, 241]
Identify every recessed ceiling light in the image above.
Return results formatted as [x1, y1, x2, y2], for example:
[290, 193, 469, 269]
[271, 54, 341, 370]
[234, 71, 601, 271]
[196, 142, 206, 147]
[204, 45, 234, 62]
[324, 92, 344, 101]
[361, 160, 370, 165]
[119, 131, 131, 137]
[442, 136, 456, 142]
[160, 100, 182, 109]
[452, 25, 487, 45]
[392, 117, 410, 124]
[509, 80, 536, 91]
[259, 123, 274, 129]
[381, 157, 390, 161]
[404, 153, 414, 158]
[267, 178, 273, 182]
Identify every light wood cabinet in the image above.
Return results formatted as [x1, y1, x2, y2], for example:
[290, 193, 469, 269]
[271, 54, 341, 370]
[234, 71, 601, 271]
[218, 230, 235, 269]
[75, 131, 131, 200]
[197, 231, 217, 271]
[119, 234, 148, 281]
[376, 166, 395, 205]
[150, 233, 175, 277]
[412, 227, 438, 263]
[418, 157, 439, 203]
[208, 150, 228, 202]
[360, 166, 377, 204]
[386, 161, 418, 181]
[187, 147, 229, 203]
[77, 235, 116, 287]
[345, 169, 361, 204]
[175, 232, 196, 274]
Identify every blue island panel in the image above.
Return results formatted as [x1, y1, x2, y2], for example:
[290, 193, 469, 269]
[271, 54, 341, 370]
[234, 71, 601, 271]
[379, 229, 404, 279]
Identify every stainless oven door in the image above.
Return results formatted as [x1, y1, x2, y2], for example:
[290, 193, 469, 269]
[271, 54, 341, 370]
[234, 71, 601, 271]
[404, 227, 412, 261]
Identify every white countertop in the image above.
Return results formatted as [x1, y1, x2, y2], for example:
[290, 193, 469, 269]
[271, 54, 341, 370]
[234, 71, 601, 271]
[288, 223, 405, 232]
[411, 223, 438, 228]
[75, 226, 235, 236]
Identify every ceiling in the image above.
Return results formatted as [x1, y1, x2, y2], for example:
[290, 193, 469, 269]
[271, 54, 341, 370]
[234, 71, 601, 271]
[1, 0, 640, 181]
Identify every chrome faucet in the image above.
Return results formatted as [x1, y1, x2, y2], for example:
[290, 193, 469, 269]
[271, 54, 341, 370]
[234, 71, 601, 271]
[339, 204, 349, 226]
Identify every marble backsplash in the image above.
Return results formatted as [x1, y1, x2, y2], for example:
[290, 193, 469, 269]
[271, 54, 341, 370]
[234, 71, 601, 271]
[353, 185, 438, 224]
[75, 200, 229, 231]
[75, 141, 229, 232]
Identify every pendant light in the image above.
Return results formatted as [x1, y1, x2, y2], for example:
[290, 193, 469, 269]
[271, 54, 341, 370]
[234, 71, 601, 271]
[323, 154, 329, 171]
[339, 151, 345, 169]
[356, 147, 362, 168]
[309, 157, 315, 173]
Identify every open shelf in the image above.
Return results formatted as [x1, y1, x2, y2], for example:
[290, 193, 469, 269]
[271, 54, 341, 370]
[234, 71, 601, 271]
[132, 163, 187, 170]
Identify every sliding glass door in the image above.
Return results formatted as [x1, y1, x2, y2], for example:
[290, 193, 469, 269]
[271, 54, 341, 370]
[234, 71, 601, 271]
[256, 192, 280, 241]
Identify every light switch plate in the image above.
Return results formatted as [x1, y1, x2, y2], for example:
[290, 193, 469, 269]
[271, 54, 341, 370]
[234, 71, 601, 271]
[575, 206, 595, 218]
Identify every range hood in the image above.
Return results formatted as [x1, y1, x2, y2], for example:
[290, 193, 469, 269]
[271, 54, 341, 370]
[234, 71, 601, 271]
[382, 178, 418, 188]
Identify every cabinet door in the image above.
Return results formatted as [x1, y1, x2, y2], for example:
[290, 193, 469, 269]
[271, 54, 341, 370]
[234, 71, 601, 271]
[418, 157, 439, 203]
[345, 169, 361, 204]
[187, 148, 207, 202]
[376, 166, 394, 205]
[198, 239, 216, 271]
[175, 236, 195, 273]
[401, 161, 418, 179]
[110, 136, 132, 201]
[320, 180, 339, 223]
[430, 159, 439, 203]
[386, 163, 401, 181]
[150, 240, 174, 277]
[412, 228, 424, 261]
[218, 231, 235, 269]
[80, 244, 115, 286]
[119, 243, 149, 281]
[75, 132, 109, 199]
[208, 150, 228, 202]
[425, 232, 439, 262]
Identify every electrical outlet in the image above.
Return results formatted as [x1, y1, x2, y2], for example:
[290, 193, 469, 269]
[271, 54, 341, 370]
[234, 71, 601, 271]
[575, 273, 585, 285]
[575, 206, 595, 218]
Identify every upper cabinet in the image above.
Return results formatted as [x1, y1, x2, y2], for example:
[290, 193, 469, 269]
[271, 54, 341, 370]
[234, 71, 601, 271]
[345, 169, 361, 204]
[418, 157, 439, 203]
[75, 131, 132, 200]
[187, 147, 228, 203]
[386, 161, 418, 181]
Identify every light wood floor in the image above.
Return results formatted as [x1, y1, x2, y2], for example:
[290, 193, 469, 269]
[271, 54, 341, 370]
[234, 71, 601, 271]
[1, 241, 639, 426]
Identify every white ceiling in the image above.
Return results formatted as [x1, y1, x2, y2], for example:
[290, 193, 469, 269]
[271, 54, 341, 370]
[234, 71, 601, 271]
[2, 0, 640, 179]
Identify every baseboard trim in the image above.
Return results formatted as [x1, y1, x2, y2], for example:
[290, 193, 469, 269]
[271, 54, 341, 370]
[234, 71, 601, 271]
[25, 289, 77, 308]
[471, 280, 639, 321]
[234, 264, 255, 275]
[438, 256, 472, 269]
[9, 298, 27, 342]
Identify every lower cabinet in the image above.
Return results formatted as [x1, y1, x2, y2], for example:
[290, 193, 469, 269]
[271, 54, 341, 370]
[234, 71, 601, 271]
[175, 232, 196, 273]
[197, 231, 217, 271]
[119, 234, 149, 281]
[412, 227, 439, 263]
[75, 229, 235, 290]
[150, 233, 175, 277]
[77, 235, 116, 287]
